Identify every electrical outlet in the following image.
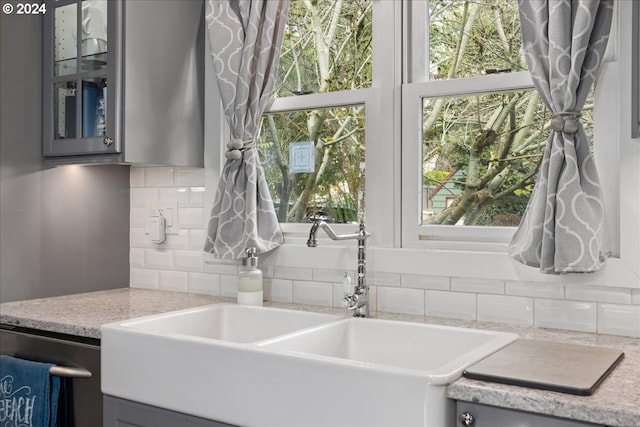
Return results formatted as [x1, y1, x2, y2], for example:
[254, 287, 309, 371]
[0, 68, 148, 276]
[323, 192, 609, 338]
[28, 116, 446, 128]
[145, 201, 179, 235]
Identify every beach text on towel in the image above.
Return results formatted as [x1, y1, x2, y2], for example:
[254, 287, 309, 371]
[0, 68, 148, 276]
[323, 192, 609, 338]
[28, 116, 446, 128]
[0, 375, 37, 427]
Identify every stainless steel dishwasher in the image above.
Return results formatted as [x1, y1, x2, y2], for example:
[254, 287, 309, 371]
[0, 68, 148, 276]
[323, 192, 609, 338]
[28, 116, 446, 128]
[0, 325, 102, 426]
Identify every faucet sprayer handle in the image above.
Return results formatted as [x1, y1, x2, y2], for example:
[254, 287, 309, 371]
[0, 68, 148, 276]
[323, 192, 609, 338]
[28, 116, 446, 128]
[342, 272, 352, 295]
[341, 295, 355, 309]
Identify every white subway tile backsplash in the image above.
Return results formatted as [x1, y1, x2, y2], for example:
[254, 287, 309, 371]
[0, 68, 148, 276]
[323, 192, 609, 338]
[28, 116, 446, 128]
[145, 167, 174, 187]
[188, 229, 206, 251]
[368, 286, 377, 312]
[367, 271, 401, 287]
[451, 277, 505, 295]
[204, 259, 238, 276]
[265, 278, 293, 303]
[477, 294, 533, 326]
[259, 263, 274, 278]
[164, 230, 190, 250]
[535, 299, 597, 333]
[188, 272, 221, 296]
[175, 168, 205, 187]
[275, 266, 313, 281]
[505, 281, 564, 299]
[130, 228, 152, 248]
[159, 187, 189, 206]
[597, 304, 640, 338]
[130, 167, 144, 187]
[293, 281, 333, 307]
[401, 274, 450, 291]
[220, 275, 237, 297]
[425, 290, 476, 320]
[565, 285, 632, 305]
[129, 166, 638, 337]
[130, 187, 158, 208]
[174, 250, 204, 272]
[332, 284, 346, 308]
[189, 187, 206, 207]
[129, 248, 144, 268]
[377, 287, 424, 316]
[158, 270, 188, 292]
[130, 268, 158, 289]
[179, 207, 205, 229]
[130, 207, 146, 228]
[144, 249, 173, 270]
[313, 268, 354, 284]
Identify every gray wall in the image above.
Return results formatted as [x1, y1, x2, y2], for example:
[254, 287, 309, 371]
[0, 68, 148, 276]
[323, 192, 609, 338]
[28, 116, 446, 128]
[1, 12, 130, 302]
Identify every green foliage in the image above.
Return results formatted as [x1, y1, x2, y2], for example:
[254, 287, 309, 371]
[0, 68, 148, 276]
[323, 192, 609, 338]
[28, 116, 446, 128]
[423, 170, 453, 186]
[473, 194, 529, 226]
[261, 0, 371, 223]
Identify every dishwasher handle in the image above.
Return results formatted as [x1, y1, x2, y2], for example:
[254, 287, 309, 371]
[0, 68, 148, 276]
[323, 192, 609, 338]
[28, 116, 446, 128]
[49, 365, 92, 379]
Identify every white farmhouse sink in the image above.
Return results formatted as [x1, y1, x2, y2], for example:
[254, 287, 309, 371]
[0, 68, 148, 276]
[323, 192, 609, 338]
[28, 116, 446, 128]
[115, 303, 341, 343]
[101, 304, 516, 427]
[259, 317, 516, 380]
[257, 318, 517, 426]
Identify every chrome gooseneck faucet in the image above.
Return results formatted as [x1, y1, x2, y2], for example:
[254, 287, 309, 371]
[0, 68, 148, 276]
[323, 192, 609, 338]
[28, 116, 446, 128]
[307, 220, 371, 317]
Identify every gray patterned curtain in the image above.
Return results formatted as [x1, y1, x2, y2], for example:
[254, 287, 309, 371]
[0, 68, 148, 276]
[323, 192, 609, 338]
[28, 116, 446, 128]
[204, 0, 289, 258]
[509, 0, 614, 273]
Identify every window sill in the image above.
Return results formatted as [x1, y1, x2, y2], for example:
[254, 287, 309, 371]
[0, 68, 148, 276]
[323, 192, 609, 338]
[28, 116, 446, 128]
[269, 239, 640, 289]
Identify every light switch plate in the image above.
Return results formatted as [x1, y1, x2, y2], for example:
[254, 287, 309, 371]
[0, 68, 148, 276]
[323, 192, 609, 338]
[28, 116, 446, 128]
[145, 201, 179, 235]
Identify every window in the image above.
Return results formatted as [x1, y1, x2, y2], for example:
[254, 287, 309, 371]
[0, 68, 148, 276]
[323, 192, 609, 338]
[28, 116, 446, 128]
[259, 105, 366, 224]
[275, 0, 373, 96]
[258, 0, 372, 228]
[251, 0, 638, 281]
[264, 0, 549, 238]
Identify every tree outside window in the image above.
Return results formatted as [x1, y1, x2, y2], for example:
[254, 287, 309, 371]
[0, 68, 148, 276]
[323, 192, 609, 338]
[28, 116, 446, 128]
[259, 0, 594, 231]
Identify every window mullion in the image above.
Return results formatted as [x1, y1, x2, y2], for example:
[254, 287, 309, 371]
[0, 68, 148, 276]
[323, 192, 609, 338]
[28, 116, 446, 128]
[363, 0, 403, 248]
[404, 0, 428, 84]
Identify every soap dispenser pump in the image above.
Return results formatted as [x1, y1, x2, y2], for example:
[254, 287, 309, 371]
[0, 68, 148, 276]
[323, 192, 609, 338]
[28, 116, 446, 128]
[237, 247, 263, 306]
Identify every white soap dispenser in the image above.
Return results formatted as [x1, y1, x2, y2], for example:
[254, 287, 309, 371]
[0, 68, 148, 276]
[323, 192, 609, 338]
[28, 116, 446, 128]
[237, 247, 263, 306]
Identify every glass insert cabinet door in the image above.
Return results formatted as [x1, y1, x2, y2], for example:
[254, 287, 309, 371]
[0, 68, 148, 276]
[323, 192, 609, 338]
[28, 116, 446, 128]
[43, 0, 119, 158]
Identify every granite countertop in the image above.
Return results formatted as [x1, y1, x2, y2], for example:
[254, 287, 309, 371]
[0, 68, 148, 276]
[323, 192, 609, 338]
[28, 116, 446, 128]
[0, 288, 222, 338]
[445, 324, 640, 427]
[1, 288, 639, 426]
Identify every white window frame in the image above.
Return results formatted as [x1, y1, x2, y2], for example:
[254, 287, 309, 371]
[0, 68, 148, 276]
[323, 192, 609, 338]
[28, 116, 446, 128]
[262, 0, 401, 249]
[206, 0, 638, 288]
[395, 0, 639, 286]
[264, 89, 373, 236]
[401, 71, 534, 252]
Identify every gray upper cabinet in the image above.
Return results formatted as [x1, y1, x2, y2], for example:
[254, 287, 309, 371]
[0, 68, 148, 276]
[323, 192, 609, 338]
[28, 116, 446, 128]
[43, 0, 204, 166]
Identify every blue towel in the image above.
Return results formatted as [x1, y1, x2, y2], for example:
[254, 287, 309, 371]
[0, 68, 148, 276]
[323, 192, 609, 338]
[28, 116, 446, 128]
[0, 355, 60, 427]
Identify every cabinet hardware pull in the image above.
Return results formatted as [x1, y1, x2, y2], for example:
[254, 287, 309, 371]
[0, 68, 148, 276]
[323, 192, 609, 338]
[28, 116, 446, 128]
[49, 365, 92, 379]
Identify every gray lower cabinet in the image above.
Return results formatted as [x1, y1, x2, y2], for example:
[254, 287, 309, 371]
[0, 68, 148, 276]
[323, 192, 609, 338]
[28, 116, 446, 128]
[456, 401, 604, 427]
[104, 395, 236, 427]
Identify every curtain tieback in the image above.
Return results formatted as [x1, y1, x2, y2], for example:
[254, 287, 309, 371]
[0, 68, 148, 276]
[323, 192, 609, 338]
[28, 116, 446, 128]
[550, 112, 581, 134]
[225, 138, 256, 160]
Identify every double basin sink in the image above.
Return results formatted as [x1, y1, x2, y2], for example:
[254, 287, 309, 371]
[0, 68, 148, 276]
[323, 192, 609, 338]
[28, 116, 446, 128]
[101, 304, 517, 426]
